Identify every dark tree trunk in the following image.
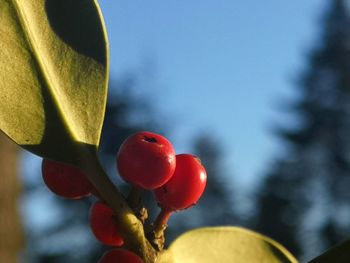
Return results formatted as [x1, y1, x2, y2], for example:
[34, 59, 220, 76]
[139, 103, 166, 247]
[0, 132, 24, 263]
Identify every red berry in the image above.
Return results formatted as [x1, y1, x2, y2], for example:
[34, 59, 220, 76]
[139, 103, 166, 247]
[154, 154, 207, 211]
[41, 159, 93, 199]
[98, 249, 144, 263]
[89, 201, 124, 247]
[117, 131, 176, 190]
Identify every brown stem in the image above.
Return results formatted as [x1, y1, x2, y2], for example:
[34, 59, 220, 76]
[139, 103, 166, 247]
[153, 208, 172, 236]
[148, 208, 172, 251]
[76, 147, 158, 263]
[127, 187, 148, 223]
[127, 186, 142, 209]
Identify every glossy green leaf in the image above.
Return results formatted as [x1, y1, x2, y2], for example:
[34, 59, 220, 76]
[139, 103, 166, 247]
[157, 227, 298, 263]
[308, 239, 350, 263]
[0, 0, 108, 163]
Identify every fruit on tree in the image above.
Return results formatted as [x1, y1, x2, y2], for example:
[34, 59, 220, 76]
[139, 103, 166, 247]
[41, 159, 93, 199]
[117, 131, 176, 190]
[154, 154, 207, 211]
[98, 249, 144, 263]
[90, 201, 124, 246]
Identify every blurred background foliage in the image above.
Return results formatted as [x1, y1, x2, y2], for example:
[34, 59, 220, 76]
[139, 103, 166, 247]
[255, 0, 350, 261]
[2, 0, 350, 262]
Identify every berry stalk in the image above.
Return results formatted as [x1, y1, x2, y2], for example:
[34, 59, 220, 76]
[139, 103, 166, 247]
[127, 187, 148, 223]
[153, 208, 172, 235]
[76, 147, 157, 263]
[149, 208, 173, 250]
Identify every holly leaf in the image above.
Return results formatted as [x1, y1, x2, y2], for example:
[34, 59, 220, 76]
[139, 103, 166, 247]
[0, 0, 108, 163]
[308, 239, 350, 263]
[158, 227, 298, 263]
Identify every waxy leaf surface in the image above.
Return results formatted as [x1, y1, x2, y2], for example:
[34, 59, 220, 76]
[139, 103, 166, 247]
[0, 0, 108, 163]
[158, 227, 298, 263]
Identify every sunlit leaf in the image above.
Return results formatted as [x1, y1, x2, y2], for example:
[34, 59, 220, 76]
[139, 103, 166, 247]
[157, 226, 298, 263]
[0, 0, 108, 163]
[308, 240, 350, 263]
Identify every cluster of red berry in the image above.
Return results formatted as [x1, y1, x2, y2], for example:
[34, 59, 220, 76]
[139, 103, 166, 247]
[41, 131, 207, 262]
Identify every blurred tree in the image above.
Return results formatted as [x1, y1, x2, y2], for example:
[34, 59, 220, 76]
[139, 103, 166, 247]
[166, 133, 237, 242]
[192, 133, 236, 225]
[254, 160, 304, 257]
[99, 73, 160, 172]
[255, 0, 350, 260]
[0, 132, 24, 263]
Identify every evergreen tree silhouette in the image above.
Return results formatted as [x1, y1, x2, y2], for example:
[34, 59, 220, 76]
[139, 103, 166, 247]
[255, 0, 350, 260]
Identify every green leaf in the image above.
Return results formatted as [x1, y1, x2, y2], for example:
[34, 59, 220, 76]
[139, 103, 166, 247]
[0, 0, 108, 163]
[308, 239, 350, 263]
[157, 227, 298, 263]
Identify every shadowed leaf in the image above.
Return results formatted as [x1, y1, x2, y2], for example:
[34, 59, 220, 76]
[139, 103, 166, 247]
[308, 240, 350, 263]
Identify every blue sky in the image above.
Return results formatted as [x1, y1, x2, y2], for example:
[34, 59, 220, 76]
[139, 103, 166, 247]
[99, 1, 326, 190]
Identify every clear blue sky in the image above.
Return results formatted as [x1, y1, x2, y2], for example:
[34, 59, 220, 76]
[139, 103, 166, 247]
[99, 1, 326, 190]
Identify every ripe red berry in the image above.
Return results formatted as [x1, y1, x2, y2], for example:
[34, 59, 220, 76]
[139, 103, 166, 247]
[89, 201, 124, 247]
[154, 154, 207, 211]
[41, 159, 93, 199]
[98, 249, 144, 263]
[117, 131, 176, 190]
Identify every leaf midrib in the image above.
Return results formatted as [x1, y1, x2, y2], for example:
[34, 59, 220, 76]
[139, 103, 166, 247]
[10, 0, 77, 140]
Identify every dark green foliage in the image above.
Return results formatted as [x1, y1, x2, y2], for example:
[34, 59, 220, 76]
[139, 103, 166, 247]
[255, 0, 350, 260]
